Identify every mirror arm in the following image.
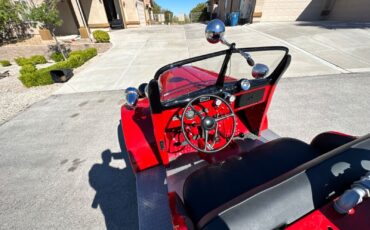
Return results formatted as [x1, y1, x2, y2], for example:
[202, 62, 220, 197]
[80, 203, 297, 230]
[221, 38, 255, 67]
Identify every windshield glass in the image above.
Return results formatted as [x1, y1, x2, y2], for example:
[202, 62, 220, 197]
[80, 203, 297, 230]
[159, 49, 286, 102]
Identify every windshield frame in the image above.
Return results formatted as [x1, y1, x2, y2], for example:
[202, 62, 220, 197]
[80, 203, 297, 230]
[148, 46, 290, 112]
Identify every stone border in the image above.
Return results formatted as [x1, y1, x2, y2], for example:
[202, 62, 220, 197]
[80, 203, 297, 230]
[0, 43, 112, 61]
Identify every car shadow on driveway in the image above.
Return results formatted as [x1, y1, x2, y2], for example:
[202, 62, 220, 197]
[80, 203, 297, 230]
[88, 124, 138, 230]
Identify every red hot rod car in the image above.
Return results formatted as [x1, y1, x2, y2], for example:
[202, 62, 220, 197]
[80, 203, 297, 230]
[120, 19, 370, 230]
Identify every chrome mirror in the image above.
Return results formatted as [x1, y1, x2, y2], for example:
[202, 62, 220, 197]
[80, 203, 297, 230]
[125, 87, 139, 108]
[252, 64, 269, 79]
[205, 19, 225, 44]
[138, 83, 148, 98]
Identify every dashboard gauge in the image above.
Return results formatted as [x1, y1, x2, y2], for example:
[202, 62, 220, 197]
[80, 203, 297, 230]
[214, 99, 222, 107]
[240, 79, 251, 91]
[185, 109, 195, 119]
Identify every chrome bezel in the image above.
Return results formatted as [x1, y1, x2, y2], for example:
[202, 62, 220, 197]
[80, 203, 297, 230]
[125, 87, 139, 108]
[240, 79, 251, 91]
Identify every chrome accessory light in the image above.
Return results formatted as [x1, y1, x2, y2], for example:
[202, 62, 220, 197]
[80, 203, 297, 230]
[240, 79, 251, 91]
[125, 87, 139, 108]
[252, 64, 269, 79]
[229, 95, 236, 103]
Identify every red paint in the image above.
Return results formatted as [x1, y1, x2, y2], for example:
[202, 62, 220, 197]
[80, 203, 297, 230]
[328, 131, 357, 139]
[121, 66, 280, 171]
[159, 66, 236, 102]
[120, 99, 160, 171]
[168, 192, 189, 230]
[286, 199, 370, 230]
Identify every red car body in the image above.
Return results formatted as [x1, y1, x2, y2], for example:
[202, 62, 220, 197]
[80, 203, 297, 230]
[120, 46, 370, 230]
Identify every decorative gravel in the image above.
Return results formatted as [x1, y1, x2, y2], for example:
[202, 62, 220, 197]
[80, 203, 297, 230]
[0, 64, 61, 125]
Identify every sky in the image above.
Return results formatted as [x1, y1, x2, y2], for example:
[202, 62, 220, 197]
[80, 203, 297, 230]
[155, 0, 206, 15]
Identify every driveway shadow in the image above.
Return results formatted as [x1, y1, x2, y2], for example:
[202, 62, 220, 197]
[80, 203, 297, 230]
[88, 124, 138, 230]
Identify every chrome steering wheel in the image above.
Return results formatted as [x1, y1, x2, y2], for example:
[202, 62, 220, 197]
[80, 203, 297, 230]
[181, 94, 236, 153]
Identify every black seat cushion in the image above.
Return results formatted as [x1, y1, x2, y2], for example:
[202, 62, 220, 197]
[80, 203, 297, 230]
[201, 135, 369, 230]
[311, 131, 356, 154]
[183, 138, 321, 224]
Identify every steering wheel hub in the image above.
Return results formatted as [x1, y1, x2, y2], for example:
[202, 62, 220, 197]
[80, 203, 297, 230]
[202, 117, 216, 130]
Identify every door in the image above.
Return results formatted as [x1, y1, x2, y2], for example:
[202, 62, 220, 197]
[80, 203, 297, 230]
[136, 1, 146, 26]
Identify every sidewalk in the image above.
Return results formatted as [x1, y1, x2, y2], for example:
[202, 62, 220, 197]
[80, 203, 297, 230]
[55, 22, 370, 94]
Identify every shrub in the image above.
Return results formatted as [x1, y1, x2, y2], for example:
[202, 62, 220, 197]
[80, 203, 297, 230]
[19, 48, 97, 87]
[69, 48, 97, 62]
[30, 55, 47, 65]
[65, 55, 85, 68]
[15, 57, 32, 66]
[35, 69, 54, 86]
[19, 72, 38, 88]
[15, 55, 47, 66]
[0, 60, 11, 67]
[50, 52, 64, 62]
[20, 64, 37, 75]
[84, 48, 98, 59]
[93, 30, 110, 43]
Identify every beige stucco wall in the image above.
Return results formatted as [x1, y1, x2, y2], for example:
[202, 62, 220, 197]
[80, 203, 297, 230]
[255, 0, 264, 13]
[123, 0, 140, 26]
[80, 0, 109, 27]
[260, 0, 323, 21]
[259, 0, 370, 22]
[328, 0, 370, 21]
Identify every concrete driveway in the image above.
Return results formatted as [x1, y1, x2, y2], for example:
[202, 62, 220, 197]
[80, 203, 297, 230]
[55, 22, 370, 94]
[1, 73, 369, 229]
[0, 22, 369, 229]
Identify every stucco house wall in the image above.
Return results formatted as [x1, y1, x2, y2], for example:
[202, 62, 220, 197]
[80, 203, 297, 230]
[328, 0, 370, 21]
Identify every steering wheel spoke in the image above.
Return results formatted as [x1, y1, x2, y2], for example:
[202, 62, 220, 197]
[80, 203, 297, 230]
[215, 113, 234, 122]
[189, 105, 204, 118]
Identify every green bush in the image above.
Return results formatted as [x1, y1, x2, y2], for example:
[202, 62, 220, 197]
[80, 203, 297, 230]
[15, 57, 32, 66]
[0, 60, 11, 67]
[65, 55, 85, 68]
[20, 64, 37, 75]
[84, 48, 98, 59]
[19, 69, 53, 88]
[19, 48, 98, 87]
[30, 55, 47, 65]
[19, 72, 38, 88]
[50, 52, 64, 62]
[69, 47, 97, 62]
[15, 55, 47, 66]
[93, 30, 110, 43]
[35, 69, 54, 86]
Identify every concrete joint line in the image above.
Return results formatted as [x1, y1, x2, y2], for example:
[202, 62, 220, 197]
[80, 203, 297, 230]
[113, 38, 148, 89]
[244, 26, 350, 74]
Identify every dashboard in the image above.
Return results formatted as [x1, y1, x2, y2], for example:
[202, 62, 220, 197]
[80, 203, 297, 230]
[159, 78, 271, 160]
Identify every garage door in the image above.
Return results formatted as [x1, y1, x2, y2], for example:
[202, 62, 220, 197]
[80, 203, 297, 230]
[137, 1, 146, 26]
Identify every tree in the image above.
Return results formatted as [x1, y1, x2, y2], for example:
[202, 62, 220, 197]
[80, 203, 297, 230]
[164, 10, 173, 24]
[190, 2, 208, 22]
[29, 0, 66, 59]
[0, 0, 27, 43]
[152, 0, 162, 14]
[29, 0, 62, 32]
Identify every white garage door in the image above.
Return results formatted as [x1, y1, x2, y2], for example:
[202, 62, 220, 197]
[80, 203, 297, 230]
[137, 1, 146, 26]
